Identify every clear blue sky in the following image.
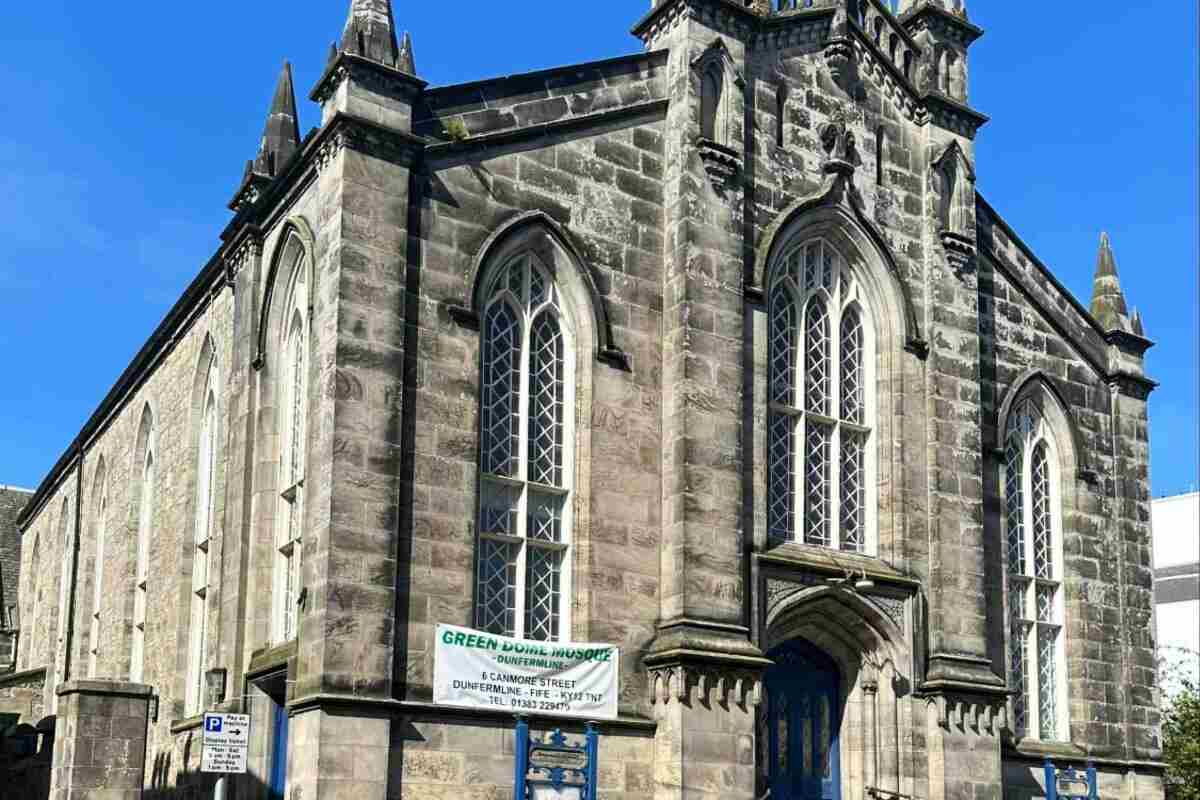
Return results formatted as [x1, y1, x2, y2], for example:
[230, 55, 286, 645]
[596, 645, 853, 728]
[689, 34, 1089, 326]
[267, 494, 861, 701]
[1, 1, 1195, 496]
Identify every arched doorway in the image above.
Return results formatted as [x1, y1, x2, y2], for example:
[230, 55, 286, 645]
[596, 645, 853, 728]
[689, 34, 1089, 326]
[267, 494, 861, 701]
[761, 639, 842, 800]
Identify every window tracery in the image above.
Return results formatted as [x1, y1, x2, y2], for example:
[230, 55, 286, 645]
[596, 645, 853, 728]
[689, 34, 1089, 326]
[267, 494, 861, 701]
[1005, 401, 1067, 741]
[767, 239, 875, 553]
[476, 253, 573, 642]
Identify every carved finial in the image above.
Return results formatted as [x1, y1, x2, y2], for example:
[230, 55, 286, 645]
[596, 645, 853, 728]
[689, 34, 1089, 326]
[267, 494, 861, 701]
[398, 31, 416, 75]
[1130, 308, 1145, 338]
[1090, 231, 1132, 332]
[340, 0, 401, 69]
[252, 61, 302, 179]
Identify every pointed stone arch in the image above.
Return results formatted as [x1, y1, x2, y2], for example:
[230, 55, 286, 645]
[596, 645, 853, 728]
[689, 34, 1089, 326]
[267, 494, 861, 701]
[254, 216, 317, 370]
[461, 210, 628, 369]
[754, 175, 926, 357]
[691, 38, 745, 149]
[762, 583, 916, 800]
[996, 369, 1092, 481]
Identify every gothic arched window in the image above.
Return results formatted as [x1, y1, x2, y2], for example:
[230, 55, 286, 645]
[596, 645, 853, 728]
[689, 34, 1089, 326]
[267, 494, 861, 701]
[275, 311, 308, 644]
[767, 239, 875, 553]
[87, 463, 108, 677]
[132, 445, 154, 683]
[476, 253, 574, 642]
[187, 355, 218, 714]
[1004, 401, 1067, 741]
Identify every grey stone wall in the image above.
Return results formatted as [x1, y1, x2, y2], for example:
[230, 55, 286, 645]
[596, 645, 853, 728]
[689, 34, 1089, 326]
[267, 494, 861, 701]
[0, 487, 30, 631]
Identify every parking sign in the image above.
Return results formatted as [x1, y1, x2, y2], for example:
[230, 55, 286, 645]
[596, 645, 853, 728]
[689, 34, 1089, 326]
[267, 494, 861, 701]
[201, 713, 250, 774]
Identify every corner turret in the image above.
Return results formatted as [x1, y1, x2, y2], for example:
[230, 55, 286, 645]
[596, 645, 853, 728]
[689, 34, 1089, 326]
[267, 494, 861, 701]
[311, 0, 425, 130]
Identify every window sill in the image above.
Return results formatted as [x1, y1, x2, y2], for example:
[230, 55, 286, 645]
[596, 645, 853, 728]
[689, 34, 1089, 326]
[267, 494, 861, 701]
[170, 715, 204, 735]
[758, 543, 919, 589]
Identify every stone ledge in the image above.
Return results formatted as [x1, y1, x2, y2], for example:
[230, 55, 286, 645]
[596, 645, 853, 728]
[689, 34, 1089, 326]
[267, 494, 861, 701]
[56, 680, 153, 699]
[169, 715, 204, 735]
[0, 665, 46, 688]
[1003, 741, 1166, 773]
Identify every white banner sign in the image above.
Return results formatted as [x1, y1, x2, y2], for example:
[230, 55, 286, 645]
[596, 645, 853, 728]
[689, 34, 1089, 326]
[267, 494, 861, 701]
[434, 624, 619, 720]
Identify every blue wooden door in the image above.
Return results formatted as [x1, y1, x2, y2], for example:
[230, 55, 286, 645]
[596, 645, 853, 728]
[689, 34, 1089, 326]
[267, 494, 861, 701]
[764, 640, 842, 800]
[268, 702, 289, 800]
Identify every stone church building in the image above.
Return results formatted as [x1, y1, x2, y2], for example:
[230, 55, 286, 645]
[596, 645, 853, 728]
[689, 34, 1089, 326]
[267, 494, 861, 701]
[3, 0, 1165, 798]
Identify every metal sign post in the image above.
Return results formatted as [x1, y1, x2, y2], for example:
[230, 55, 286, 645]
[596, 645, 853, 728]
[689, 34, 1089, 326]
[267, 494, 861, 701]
[1044, 759, 1098, 800]
[513, 716, 599, 799]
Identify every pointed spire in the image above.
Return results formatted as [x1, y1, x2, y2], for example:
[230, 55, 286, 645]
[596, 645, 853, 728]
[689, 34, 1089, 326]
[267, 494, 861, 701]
[1131, 308, 1145, 338]
[1090, 232, 1132, 332]
[253, 61, 302, 178]
[398, 31, 416, 75]
[340, 0, 401, 69]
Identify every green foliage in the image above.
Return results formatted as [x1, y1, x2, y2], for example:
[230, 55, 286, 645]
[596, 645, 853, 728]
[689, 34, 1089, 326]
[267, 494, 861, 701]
[1162, 650, 1200, 800]
[443, 118, 469, 142]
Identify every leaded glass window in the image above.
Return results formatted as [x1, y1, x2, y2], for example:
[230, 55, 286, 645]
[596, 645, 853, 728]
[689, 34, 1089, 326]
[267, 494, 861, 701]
[87, 482, 107, 678]
[131, 450, 153, 684]
[1004, 401, 1067, 741]
[187, 365, 218, 715]
[767, 239, 874, 553]
[476, 254, 573, 642]
[275, 316, 307, 644]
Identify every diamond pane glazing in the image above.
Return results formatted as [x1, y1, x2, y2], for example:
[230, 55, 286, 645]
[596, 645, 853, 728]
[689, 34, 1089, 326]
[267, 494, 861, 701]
[529, 264, 548, 309]
[506, 258, 525, 300]
[1031, 442, 1054, 580]
[805, 298, 830, 415]
[527, 490, 563, 543]
[1038, 625, 1059, 739]
[528, 314, 564, 486]
[821, 246, 834, 290]
[480, 302, 521, 476]
[1005, 433, 1026, 575]
[479, 481, 519, 537]
[1009, 577, 1030, 621]
[840, 431, 865, 552]
[768, 412, 796, 542]
[1037, 584, 1056, 623]
[804, 245, 819, 291]
[840, 308, 864, 424]
[769, 288, 797, 405]
[804, 422, 831, 547]
[1010, 622, 1030, 734]
[477, 538, 517, 637]
[525, 546, 561, 642]
[768, 412, 795, 542]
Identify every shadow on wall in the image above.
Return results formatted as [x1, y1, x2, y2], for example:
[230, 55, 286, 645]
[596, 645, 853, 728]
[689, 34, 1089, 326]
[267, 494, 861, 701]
[0, 715, 54, 800]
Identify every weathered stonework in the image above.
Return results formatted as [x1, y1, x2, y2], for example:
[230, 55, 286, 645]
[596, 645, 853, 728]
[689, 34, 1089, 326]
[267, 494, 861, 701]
[9, 0, 1164, 798]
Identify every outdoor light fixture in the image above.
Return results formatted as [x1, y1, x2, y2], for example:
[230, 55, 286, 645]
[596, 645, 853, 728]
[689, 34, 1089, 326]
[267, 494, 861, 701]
[855, 570, 876, 592]
[206, 668, 228, 709]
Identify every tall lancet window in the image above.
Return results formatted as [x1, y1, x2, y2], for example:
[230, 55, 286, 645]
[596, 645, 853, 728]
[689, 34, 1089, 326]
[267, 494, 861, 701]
[87, 466, 108, 677]
[475, 253, 574, 642]
[187, 357, 218, 714]
[132, 447, 154, 683]
[767, 239, 875, 553]
[275, 312, 308, 644]
[1005, 401, 1067, 741]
